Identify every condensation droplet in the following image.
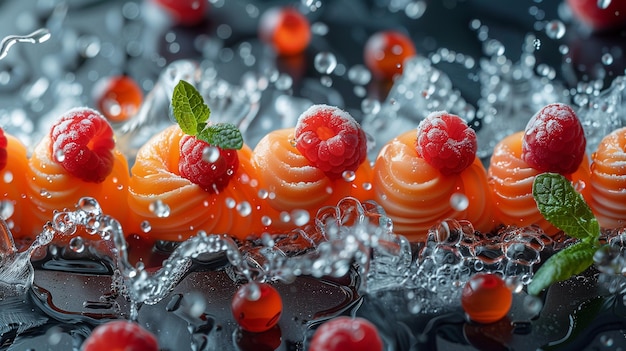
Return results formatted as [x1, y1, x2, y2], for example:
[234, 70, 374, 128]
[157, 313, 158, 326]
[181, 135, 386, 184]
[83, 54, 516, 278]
[545, 20, 566, 40]
[202, 146, 220, 163]
[449, 193, 469, 211]
[149, 199, 171, 218]
[314, 52, 337, 74]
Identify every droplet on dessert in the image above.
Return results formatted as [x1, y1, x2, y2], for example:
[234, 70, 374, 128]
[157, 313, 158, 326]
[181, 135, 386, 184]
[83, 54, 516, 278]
[54, 149, 65, 162]
[342, 170, 356, 182]
[40, 188, 52, 198]
[149, 199, 171, 218]
[0, 200, 14, 219]
[597, 0, 612, 9]
[202, 146, 220, 163]
[449, 193, 469, 211]
[602, 53, 614, 65]
[292, 209, 309, 226]
[69, 236, 85, 253]
[545, 20, 565, 39]
[314, 52, 337, 74]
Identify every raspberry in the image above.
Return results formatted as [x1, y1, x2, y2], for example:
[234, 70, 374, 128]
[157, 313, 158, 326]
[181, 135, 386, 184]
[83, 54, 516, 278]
[178, 134, 239, 193]
[81, 320, 159, 351]
[294, 104, 367, 178]
[522, 103, 586, 175]
[0, 128, 7, 171]
[49, 108, 115, 183]
[416, 111, 477, 175]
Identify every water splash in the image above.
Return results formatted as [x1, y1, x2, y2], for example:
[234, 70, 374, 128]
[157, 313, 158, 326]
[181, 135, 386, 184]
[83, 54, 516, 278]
[0, 28, 51, 61]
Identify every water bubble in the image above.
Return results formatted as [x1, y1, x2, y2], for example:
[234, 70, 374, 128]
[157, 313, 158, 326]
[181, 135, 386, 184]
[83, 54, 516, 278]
[202, 146, 220, 163]
[602, 53, 614, 65]
[291, 209, 310, 226]
[69, 236, 85, 253]
[0, 200, 15, 219]
[236, 201, 252, 217]
[597, 0, 612, 9]
[149, 199, 171, 218]
[449, 193, 469, 211]
[545, 20, 566, 39]
[314, 52, 337, 74]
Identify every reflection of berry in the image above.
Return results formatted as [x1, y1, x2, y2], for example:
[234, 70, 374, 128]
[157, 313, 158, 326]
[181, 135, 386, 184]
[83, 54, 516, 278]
[461, 273, 512, 324]
[81, 321, 159, 351]
[567, 0, 626, 31]
[364, 30, 416, 80]
[309, 317, 384, 351]
[295, 104, 367, 178]
[259, 7, 311, 56]
[92, 75, 143, 123]
[522, 103, 586, 175]
[0, 128, 6, 171]
[231, 283, 283, 333]
[49, 108, 115, 183]
[152, 0, 208, 26]
[178, 135, 239, 193]
[416, 111, 477, 175]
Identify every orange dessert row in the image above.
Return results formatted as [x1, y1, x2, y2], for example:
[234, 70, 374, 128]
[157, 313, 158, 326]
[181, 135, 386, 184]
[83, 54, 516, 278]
[1, 104, 624, 243]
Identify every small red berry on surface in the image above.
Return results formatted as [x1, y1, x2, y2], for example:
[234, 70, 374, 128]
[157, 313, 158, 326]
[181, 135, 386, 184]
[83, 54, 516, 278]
[178, 135, 239, 193]
[151, 0, 208, 26]
[231, 283, 283, 333]
[364, 30, 416, 81]
[567, 0, 626, 32]
[259, 7, 311, 56]
[81, 320, 159, 351]
[92, 75, 143, 123]
[0, 128, 7, 171]
[461, 273, 512, 324]
[295, 104, 368, 178]
[522, 103, 586, 175]
[50, 108, 116, 183]
[309, 316, 384, 351]
[416, 111, 477, 175]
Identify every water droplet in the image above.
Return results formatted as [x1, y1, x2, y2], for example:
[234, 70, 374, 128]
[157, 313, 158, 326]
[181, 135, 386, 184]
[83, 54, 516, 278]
[602, 53, 614, 65]
[348, 64, 371, 86]
[558, 44, 569, 55]
[225, 197, 236, 209]
[449, 193, 469, 211]
[261, 216, 272, 226]
[0, 200, 15, 219]
[545, 20, 566, 39]
[140, 220, 152, 233]
[40, 188, 52, 199]
[405, 1, 427, 19]
[314, 52, 337, 74]
[54, 149, 65, 162]
[597, 0, 611, 9]
[342, 170, 356, 182]
[202, 146, 220, 163]
[280, 211, 291, 223]
[362, 182, 372, 191]
[291, 209, 309, 226]
[149, 199, 171, 218]
[236, 201, 252, 217]
[69, 236, 85, 253]
[3, 171, 13, 183]
[599, 334, 614, 346]
[320, 75, 333, 87]
[533, 38, 542, 50]
[361, 98, 381, 115]
[523, 294, 543, 315]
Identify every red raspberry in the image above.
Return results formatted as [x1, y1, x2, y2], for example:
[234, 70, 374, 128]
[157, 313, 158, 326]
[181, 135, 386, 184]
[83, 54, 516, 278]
[178, 134, 239, 193]
[522, 103, 586, 175]
[416, 111, 477, 175]
[0, 128, 7, 171]
[81, 320, 159, 351]
[49, 108, 115, 183]
[294, 104, 367, 178]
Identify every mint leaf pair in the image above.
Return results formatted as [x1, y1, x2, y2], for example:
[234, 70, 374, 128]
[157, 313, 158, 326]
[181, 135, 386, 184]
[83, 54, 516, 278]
[172, 80, 243, 150]
[528, 173, 601, 296]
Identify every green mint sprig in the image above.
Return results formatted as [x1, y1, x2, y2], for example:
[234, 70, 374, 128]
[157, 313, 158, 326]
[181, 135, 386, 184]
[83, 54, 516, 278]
[171, 80, 243, 150]
[528, 173, 602, 296]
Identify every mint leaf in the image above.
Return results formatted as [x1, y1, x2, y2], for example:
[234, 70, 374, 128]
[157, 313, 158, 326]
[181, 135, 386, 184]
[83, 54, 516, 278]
[532, 173, 600, 240]
[527, 241, 596, 295]
[171, 80, 210, 136]
[197, 123, 243, 150]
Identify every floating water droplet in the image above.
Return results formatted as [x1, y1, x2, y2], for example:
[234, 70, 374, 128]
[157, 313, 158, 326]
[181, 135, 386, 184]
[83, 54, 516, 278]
[545, 20, 566, 39]
[405, 1, 427, 19]
[236, 201, 252, 217]
[348, 64, 371, 86]
[225, 197, 236, 209]
[362, 182, 372, 191]
[314, 52, 337, 74]
[140, 220, 152, 233]
[0, 28, 51, 60]
[0, 200, 15, 219]
[602, 53, 614, 65]
[261, 216, 272, 226]
[342, 170, 356, 182]
[597, 0, 611, 9]
[3, 171, 13, 183]
[361, 98, 381, 115]
[558, 44, 569, 55]
[291, 209, 309, 226]
[202, 146, 220, 163]
[149, 199, 171, 218]
[523, 294, 543, 315]
[54, 149, 65, 162]
[449, 193, 469, 211]
[311, 22, 329, 36]
[69, 236, 85, 253]
[533, 38, 541, 50]
[320, 75, 333, 87]
[599, 334, 614, 346]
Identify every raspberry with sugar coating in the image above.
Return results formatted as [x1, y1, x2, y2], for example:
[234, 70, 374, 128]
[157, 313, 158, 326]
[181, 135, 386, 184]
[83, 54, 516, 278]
[178, 135, 239, 193]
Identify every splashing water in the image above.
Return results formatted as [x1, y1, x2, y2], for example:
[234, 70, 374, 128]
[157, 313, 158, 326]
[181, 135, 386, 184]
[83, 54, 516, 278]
[0, 28, 51, 61]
